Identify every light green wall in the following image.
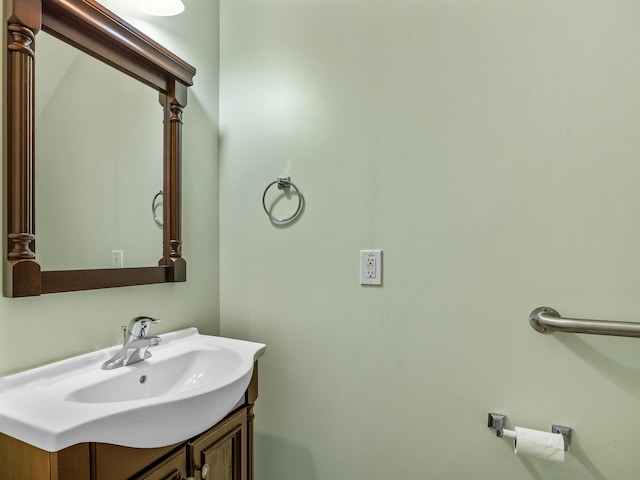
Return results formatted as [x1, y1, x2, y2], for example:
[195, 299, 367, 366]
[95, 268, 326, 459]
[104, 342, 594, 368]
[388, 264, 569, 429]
[219, 1, 640, 479]
[0, 0, 220, 376]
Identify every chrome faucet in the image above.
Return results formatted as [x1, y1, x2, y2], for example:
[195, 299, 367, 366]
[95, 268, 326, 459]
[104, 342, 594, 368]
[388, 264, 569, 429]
[101, 316, 162, 370]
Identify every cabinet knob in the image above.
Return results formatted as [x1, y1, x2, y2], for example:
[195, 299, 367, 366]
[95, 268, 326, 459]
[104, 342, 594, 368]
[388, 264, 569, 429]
[195, 463, 210, 479]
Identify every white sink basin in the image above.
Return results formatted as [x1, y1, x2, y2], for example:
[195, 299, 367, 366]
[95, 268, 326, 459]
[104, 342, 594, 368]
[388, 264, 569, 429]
[0, 328, 266, 451]
[62, 348, 240, 404]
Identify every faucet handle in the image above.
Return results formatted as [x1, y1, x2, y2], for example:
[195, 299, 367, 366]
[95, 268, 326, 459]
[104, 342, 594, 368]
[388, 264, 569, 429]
[127, 316, 161, 339]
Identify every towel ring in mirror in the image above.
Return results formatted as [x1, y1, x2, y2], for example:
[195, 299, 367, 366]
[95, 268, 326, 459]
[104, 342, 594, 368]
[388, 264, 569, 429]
[152, 190, 163, 227]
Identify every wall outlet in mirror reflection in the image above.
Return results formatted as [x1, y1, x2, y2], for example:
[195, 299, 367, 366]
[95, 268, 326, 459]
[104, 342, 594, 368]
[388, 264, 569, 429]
[112, 250, 124, 268]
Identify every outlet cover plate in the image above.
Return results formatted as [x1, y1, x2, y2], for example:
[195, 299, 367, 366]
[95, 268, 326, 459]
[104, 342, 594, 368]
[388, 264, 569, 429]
[360, 250, 382, 285]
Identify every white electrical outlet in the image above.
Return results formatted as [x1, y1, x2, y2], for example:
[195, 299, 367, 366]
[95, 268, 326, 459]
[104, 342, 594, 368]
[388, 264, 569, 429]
[112, 250, 124, 268]
[360, 250, 382, 285]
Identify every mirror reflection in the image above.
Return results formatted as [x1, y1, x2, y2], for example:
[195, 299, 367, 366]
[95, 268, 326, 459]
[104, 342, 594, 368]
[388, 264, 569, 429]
[35, 32, 163, 270]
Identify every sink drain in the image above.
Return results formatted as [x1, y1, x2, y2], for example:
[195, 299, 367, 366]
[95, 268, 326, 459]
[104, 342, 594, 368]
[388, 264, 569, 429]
[139, 375, 147, 384]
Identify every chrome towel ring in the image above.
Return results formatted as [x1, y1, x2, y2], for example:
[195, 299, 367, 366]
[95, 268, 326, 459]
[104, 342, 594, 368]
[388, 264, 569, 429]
[262, 177, 304, 225]
[152, 190, 163, 227]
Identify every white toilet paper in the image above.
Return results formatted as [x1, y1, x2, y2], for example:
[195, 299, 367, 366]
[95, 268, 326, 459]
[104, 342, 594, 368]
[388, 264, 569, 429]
[514, 426, 565, 463]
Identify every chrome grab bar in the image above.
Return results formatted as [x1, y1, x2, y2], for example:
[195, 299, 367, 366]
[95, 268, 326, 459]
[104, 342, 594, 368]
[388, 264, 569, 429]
[530, 307, 640, 338]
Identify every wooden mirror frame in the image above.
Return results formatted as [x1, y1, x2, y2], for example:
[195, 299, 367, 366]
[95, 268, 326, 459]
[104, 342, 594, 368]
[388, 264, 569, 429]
[4, 0, 196, 297]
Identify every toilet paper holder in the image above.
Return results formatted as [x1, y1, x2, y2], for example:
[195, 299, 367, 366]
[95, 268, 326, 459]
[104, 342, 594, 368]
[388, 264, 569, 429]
[487, 413, 572, 451]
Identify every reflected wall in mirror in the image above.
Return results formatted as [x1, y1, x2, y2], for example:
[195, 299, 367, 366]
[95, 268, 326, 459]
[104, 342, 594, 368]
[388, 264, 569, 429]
[4, 0, 196, 297]
[35, 32, 163, 270]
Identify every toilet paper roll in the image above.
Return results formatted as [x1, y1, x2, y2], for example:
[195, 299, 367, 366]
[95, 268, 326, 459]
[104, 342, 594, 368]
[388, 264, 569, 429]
[514, 426, 565, 463]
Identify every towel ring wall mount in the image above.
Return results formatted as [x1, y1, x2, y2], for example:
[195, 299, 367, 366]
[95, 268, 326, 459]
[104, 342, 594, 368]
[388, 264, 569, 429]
[262, 177, 304, 225]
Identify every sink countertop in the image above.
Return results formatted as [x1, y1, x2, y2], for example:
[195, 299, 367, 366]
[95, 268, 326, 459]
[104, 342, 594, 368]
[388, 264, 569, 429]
[0, 328, 266, 452]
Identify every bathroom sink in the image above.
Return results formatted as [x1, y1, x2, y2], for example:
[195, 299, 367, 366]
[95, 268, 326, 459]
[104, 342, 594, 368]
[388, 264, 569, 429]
[62, 348, 241, 404]
[0, 328, 266, 451]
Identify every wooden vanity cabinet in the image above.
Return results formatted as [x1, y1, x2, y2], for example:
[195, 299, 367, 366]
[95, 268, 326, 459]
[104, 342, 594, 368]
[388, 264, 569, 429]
[0, 408, 248, 480]
[0, 365, 259, 480]
[89, 407, 248, 480]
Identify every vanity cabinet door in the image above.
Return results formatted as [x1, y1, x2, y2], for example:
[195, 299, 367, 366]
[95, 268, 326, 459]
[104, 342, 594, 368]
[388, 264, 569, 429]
[188, 408, 248, 480]
[131, 447, 188, 480]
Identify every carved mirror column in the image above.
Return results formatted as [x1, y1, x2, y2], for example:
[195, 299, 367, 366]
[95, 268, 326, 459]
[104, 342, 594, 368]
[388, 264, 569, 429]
[5, 0, 40, 297]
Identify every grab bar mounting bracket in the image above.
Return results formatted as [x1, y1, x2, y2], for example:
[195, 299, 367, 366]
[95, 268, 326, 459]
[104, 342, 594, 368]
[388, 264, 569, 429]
[529, 306, 558, 333]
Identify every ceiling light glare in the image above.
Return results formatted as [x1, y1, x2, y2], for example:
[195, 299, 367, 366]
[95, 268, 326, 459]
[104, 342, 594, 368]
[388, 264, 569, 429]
[139, 0, 185, 16]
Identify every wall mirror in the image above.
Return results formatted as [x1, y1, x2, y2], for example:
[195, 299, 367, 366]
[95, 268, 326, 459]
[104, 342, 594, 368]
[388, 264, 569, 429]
[4, 0, 196, 297]
[35, 31, 163, 271]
